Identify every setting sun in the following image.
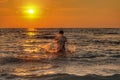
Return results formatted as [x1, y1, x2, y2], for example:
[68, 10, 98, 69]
[22, 5, 42, 19]
[0, 0, 119, 28]
[28, 9, 35, 14]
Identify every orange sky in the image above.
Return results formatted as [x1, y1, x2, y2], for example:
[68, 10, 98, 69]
[0, 0, 120, 28]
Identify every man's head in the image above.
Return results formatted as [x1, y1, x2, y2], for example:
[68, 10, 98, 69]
[59, 30, 64, 34]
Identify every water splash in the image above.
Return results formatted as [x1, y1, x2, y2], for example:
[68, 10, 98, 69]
[39, 41, 77, 54]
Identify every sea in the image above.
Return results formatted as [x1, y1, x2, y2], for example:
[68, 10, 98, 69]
[0, 28, 120, 80]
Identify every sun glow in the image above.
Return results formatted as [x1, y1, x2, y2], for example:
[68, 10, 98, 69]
[28, 9, 35, 14]
[22, 5, 42, 19]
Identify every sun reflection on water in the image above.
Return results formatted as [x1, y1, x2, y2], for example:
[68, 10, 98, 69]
[28, 28, 36, 31]
[23, 28, 40, 54]
[24, 48, 39, 53]
[27, 32, 36, 36]
[27, 28, 37, 36]
[11, 64, 57, 77]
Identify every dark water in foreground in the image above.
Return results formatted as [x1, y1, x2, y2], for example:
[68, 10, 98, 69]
[0, 28, 120, 80]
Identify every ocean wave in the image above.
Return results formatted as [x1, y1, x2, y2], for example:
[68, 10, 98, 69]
[35, 35, 55, 39]
[0, 73, 120, 80]
[91, 40, 120, 45]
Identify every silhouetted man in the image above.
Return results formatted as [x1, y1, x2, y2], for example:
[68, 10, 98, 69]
[55, 30, 67, 57]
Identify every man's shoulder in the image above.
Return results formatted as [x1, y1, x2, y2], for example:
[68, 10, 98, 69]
[62, 36, 65, 38]
[63, 36, 67, 40]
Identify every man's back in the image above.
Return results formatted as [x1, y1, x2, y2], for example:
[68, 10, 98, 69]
[55, 34, 67, 52]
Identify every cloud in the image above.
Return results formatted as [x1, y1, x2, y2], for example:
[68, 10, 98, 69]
[0, 0, 8, 3]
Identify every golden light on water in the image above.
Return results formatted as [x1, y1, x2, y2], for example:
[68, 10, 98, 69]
[27, 28, 36, 36]
[24, 48, 39, 53]
[23, 28, 39, 54]
[28, 28, 36, 31]
[12, 64, 56, 77]
[27, 32, 36, 36]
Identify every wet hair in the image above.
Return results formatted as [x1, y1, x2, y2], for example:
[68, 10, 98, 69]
[59, 30, 64, 34]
